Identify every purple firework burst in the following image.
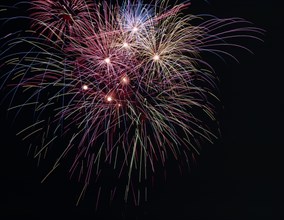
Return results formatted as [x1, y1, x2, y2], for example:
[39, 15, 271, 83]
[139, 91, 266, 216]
[0, 0, 263, 207]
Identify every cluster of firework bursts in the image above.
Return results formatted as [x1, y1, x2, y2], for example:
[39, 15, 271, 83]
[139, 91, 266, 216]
[0, 0, 263, 207]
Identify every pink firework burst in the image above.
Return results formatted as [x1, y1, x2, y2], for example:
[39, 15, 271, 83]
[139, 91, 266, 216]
[30, 0, 95, 40]
[0, 0, 264, 207]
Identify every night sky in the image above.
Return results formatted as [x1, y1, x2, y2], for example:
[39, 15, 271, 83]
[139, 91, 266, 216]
[0, 0, 283, 219]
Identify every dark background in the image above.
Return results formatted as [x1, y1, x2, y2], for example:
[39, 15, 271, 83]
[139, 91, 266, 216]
[0, 0, 283, 219]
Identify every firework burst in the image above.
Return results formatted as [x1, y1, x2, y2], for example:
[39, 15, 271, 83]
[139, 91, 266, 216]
[0, 0, 263, 207]
[30, 0, 95, 40]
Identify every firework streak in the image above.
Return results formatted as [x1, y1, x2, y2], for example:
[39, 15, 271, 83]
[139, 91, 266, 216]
[0, 0, 263, 206]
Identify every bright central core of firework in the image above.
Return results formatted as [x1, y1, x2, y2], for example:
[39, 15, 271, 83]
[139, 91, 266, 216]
[104, 57, 111, 64]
